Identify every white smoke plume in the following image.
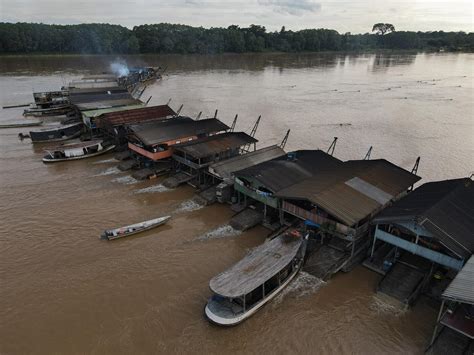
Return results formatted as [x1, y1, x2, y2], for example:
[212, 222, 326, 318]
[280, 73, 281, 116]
[110, 61, 130, 77]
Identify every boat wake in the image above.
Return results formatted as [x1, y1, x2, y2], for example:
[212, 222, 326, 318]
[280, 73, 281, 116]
[174, 199, 204, 213]
[92, 158, 116, 164]
[134, 184, 170, 194]
[195, 224, 241, 241]
[112, 175, 138, 185]
[273, 272, 326, 307]
[370, 294, 407, 317]
[93, 167, 120, 176]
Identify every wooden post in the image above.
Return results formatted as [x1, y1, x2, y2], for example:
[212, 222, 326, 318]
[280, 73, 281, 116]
[370, 226, 378, 259]
[429, 299, 445, 347]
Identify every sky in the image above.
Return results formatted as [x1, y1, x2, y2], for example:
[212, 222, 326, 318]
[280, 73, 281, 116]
[1, 0, 473, 33]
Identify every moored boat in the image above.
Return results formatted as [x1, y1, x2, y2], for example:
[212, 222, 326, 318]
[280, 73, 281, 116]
[100, 216, 171, 240]
[24, 104, 72, 117]
[42, 140, 115, 163]
[0, 120, 43, 128]
[29, 122, 83, 143]
[205, 230, 308, 326]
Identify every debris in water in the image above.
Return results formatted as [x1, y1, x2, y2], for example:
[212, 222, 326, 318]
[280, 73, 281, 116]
[93, 167, 120, 176]
[273, 272, 326, 307]
[175, 199, 204, 213]
[370, 294, 407, 317]
[134, 184, 170, 194]
[196, 225, 241, 241]
[92, 158, 116, 165]
[112, 175, 138, 185]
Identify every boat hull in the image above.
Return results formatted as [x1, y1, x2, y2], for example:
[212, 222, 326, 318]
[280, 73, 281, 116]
[204, 265, 301, 326]
[101, 216, 171, 240]
[30, 123, 83, 143]
[42, 144, 115, 163]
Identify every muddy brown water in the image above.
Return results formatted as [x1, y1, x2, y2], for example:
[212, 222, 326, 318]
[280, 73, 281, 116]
[0, 53, 472, 354]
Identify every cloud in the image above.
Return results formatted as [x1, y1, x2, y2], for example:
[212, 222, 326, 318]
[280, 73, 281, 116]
[258, 0, 321, 16]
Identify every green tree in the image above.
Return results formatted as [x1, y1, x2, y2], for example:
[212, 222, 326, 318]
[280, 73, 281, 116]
[372, 23, 395, 35]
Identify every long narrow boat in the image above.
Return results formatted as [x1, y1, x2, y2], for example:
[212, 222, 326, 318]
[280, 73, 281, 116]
[205, 230, 308, 326]
[29, 122, 83, 143]
[42, 140, 115, 163]
[100, 216, 171, 240]
[0, 120, 43, 129]
[24, 104, 72, 117]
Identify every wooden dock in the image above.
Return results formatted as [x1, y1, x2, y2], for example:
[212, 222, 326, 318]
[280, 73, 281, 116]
[229, 208, 263, 231]
[162, 172, 195, 188]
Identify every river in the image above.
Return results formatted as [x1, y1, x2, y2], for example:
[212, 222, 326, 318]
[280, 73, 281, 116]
[0, 52, 472, 354]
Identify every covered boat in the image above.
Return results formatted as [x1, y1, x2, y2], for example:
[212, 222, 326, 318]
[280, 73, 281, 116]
[24, 104, 72, 117]
[29, 122, 83, 143]
[42, 140, 115, 163]
[205, 231, 308, 326]
[100, 216, 171, 240]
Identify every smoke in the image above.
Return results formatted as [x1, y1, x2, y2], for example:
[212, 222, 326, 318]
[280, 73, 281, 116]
[110, 61, 130, 77]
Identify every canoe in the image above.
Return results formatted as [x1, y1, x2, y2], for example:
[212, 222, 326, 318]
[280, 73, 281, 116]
[100, 216, 171, 240]
[0, 120, 43, 129]
[42, 140, 115, 163]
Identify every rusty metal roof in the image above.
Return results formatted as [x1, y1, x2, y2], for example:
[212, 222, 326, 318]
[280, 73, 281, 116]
[173, 132, 257, 159]
[129, 118, 229, 146]
[277, 159, 420, 227]
[443, 255, 474, 304]
[234, 150, 344, 193]
[374, 178, 474, 258]
[209, 145, 286, 180]
[95, 105, 176, 128]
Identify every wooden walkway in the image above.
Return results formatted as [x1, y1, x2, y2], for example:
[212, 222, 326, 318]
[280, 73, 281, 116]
[377, 262, 426, 304]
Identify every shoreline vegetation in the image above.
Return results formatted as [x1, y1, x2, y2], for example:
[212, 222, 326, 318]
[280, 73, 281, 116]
[0, 22, 473, 55]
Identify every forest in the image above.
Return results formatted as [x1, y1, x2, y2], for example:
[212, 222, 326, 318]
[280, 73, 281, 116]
[0, 22, 472, 54]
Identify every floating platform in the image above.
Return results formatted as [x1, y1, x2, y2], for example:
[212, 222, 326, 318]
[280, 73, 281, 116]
[229, 208, 263, 231]
[304, 244, 348, 280]
[193, 186, 217, 206]
[377, 261, 427, 306]
[162, 172, 195, 188]
[118, 160, 137, 171]
[114, 151, 131, 161]
[428, 327, 474, 355]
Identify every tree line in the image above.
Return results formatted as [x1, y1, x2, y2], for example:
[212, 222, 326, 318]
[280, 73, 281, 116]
[0, 22, 472, 54]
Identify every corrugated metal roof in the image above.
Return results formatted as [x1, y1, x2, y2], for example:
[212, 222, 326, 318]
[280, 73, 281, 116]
[373, 178, 474, 258]
[95, 105, 176, 127]
[174, 132, 257, 159]
[129, 118, 229, 146]
[235, 150, 344, 193]
[443, 255, 474, 304]
[276, 159, 420, 226]
[209, 145, 286, 180]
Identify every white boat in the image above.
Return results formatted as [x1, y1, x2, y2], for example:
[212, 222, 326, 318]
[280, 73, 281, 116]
[101, 216, 171, 240]
[205, 230, 308, 326]
[42, 140, 115, 163]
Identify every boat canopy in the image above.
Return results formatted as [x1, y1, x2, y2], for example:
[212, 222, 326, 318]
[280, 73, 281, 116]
[209, 234, 302, 298]
[47, 139, 103, 153]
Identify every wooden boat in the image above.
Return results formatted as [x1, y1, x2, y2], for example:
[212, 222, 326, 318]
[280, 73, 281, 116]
[205, 230, 308, 326]
[42, 140, 115, 163]
[0, 120, 43, 128]
[100, 216, 171, 240]
[24, 104, 72, 117]
[28, 122, 83, 143]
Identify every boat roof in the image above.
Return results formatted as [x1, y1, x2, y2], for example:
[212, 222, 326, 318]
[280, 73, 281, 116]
[209, 145, 286, 180]
[277, 159, 420, 227]
[209, 233, 302, 298]
[46, 139, 103, 152]
[173, 132, 257, 159]
[373, 178, 474, 258]
[443, 255, 474, 305]
[129, 118, 229, 146]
